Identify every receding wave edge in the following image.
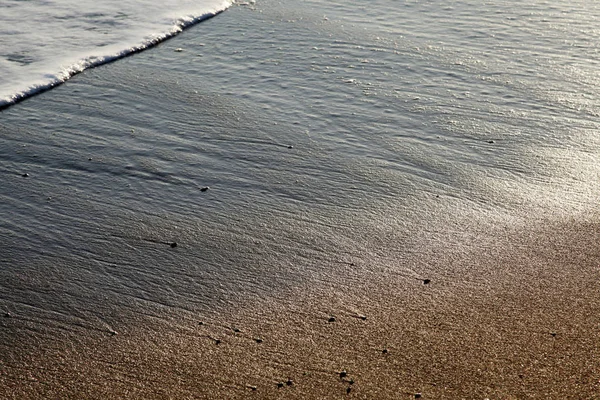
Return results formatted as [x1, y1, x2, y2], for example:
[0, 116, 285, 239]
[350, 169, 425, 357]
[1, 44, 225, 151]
[0, 3, 232, 112]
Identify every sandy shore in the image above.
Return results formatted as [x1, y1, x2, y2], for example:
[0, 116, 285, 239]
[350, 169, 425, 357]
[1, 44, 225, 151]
[2, 216, 598, 399]
[2, 1, 600, 398]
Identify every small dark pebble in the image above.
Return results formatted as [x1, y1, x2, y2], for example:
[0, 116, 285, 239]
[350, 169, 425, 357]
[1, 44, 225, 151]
[200, 186, 209, 192]
[255, 338, 263, 343]
[286, 379, 293, 386]
[359, 315, 367, 321]
[382, 348, 389, 354]
[215, 339, 221, 345]
[287, 145, 293, 149]
[423, 279, 431, 284]
[415, 394, 422, 399]
[109, 330, 117, 336]
[248, 385, 257, 391]
[22, 173, 29, 177]
[488, 140, 495, 144]
[232, 327, 241, 333]
[339, 370, 347, 378]
[328, 316, 336, 323]
[277, 382, 284, 388]
[198, 321, 204, 326]
[349, 379, 354, 385]
[170, 242, 178, 248]
[4, 312, 11, 318]
[346, 387, 352, 394]
[518, 374, 524, 379]
[550, 332, 557, 337]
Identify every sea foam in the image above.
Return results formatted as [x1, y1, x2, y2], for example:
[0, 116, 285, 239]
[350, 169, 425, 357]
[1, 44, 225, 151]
[0, 0, 232, 110]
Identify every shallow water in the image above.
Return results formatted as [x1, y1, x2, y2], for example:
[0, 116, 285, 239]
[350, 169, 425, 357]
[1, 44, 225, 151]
[1, 0, 599, 391]
[0, 0, 231, 107]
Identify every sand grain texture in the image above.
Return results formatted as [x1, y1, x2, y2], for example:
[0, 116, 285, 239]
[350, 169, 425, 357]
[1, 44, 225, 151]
[2, 2, 600, 399]
[2, 218, 599, 399]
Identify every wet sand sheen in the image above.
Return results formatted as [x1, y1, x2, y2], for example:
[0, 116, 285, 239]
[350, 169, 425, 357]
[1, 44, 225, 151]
[2, 0, 600, 398]
[2, 216, 599, 399]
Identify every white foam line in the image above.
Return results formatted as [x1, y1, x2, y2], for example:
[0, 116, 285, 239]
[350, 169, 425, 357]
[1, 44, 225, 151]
[0, 1, 232, 111]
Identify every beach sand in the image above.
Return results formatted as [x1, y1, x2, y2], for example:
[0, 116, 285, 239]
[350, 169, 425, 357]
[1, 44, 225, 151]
[2, 1, 600, 399]
[2, 216, 599, 399]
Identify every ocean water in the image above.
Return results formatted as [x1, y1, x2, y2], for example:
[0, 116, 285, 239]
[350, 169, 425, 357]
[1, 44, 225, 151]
[1, 0, 600, 396]
[0, 0, 232, 108]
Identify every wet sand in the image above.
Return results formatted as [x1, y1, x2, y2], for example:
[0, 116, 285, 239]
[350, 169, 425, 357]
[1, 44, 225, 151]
[2, 216, 599, 399]
[2, 1, 600, 398]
